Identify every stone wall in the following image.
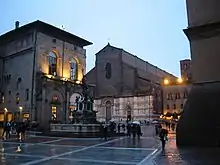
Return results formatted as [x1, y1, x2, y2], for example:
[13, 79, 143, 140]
[186, 0, 220, 27]
[0, 31, 35, 114]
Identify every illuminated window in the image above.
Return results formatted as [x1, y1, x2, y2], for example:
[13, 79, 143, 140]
[26, 89, 29, 101]
[48, 52, 57, 75]
[51, 106, 57, 120]
[167, 93, 173, 100]
[0, 93, 4, 103]
[175, 92, 181, 99]
[16, 93, 20, 105]
[183, 91, 188, 99]
[70, 58, 77, 80]
[181, 104, 184, 109]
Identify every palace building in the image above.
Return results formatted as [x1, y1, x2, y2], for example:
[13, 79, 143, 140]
[0, 21, 92, 128]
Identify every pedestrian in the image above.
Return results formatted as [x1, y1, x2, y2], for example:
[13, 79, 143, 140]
[127, 123, 131, 137]
[122, 124, 125, 133]
[137, 125, 142, 138]
[159, 128, 168, 150]
[155, 124, 159, 135]
[131, 124, 136, 138]
[104, 125, 108, 140]
[117, 123, 121, 133]
[99, 124, 104, 139]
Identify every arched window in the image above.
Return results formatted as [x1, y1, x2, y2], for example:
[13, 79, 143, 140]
[48, 52, 57, 75]
[105, 63, 112, 79]
[26, 89, 29, 101]
[70, 58, 77, 80]
[16, 93, 20, 105]
[183, 90, 188, 98]
[16, 77, 22, 89]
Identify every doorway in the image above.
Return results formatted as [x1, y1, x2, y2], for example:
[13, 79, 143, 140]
[105, 101, 112, 122]
[51, 106, 57, 120]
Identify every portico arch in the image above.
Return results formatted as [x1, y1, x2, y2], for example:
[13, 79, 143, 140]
[46, 89, 64, 123]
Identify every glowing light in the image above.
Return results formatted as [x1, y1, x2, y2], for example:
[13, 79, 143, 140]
[177, 78, 183, 84]
[62, 78, 68, 81]
[4, 108, 8, 112]
[46, 75, 52, 79]
[76, 80, 81, 84]
[19, 106, 23, 111]
[163, 79, 169, 85]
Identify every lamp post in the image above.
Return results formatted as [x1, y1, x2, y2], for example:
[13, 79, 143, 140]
[4, 108, 8, 122]
[19, 106, 23, 122]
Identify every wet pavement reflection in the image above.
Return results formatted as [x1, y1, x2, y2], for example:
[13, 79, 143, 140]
[0, 126, 219, 164]
[154, 135, 220, 165]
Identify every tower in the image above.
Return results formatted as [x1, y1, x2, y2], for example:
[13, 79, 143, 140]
[177, 0, 220, 146]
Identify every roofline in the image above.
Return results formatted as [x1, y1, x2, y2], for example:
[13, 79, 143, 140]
[95, 43, 176, 78]
[0, 20, 93, 47]
[180, 59, 191, 62]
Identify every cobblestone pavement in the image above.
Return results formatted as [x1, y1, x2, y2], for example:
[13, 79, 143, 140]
[153, 134, 220, 165]
[0, 125, 160, 165]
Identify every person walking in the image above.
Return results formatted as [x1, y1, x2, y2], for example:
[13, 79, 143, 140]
[159, 128, 168, 150]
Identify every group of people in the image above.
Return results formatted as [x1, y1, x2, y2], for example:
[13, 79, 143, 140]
[2, 120, 28, 141]
[100, 122, 143, 140]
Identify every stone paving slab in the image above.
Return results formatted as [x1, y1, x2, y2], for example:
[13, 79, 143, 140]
[0, 126, 159, 165]
[47, 138, 105, 146]
[0, 154, 40, 164]
[100, 137, 160, 149]
[60, 147, 153, 164]
[6, 136, 62, 144]
[153, 136, 220, 165]
[6, 145, 82, 157]
[35, 158, 134, 165]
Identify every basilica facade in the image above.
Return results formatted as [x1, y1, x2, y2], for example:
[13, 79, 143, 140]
[0, 21, 92, 128]
[86, 44, 176, 123]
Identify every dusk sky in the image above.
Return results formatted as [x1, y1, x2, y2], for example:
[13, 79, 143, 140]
[0, 0, 189, 76]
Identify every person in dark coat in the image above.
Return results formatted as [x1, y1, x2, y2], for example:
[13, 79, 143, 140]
[99, 124, 104, 139]
[104, 125, 108, 140]
[127, 123, 131, 137]
[137, 125, 142, 138]
[159, 128, 168, 149]
[131, 124, 136, 138]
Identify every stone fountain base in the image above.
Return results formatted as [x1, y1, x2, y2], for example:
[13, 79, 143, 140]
[44, 123, 101, 138]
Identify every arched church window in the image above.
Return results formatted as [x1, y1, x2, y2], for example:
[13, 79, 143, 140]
[16, 77, 22, 89]
[48, 52, 57, 75]
[105, 63, 112, 79]
[16, 93, 20, 105]
[26, 89, 29, 101]
[70, 58, 77, 80]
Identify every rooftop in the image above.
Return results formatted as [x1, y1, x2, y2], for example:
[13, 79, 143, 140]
[0, 20, 92, 47]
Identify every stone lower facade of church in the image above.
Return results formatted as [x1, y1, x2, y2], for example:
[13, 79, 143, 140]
[94, 95, 153, 123]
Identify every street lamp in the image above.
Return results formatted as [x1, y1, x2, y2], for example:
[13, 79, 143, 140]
[163, 79, 169, 85]
[19, 106, 23, 122]
[4, 108, 8, 112]
[4, 108, 8, 122]
[177, 77, 183, 84]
